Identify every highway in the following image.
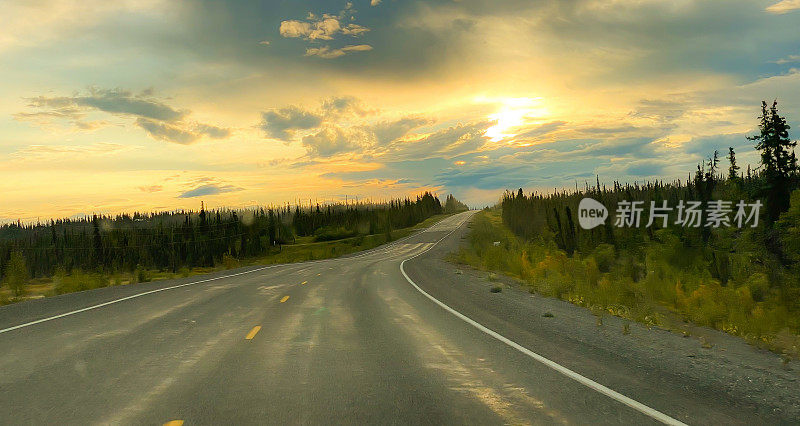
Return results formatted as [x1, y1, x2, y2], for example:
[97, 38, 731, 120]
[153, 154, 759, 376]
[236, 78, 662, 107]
[0, 211, 794, 425]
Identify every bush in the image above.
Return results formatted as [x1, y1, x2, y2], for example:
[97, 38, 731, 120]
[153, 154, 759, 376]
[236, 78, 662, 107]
[54, 269, 108, 294]
[135, 266, 151, 283]
[592, 244, 616, 273]
[313, 226, 358, 242]
[222, 254, 240, 269]
[3, 251, 28, 297]
[460, 209, 800, 357]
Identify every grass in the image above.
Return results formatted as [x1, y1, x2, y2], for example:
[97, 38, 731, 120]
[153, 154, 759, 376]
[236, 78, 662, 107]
[0, 213, 452, 305]
[454, 209, 800, 358]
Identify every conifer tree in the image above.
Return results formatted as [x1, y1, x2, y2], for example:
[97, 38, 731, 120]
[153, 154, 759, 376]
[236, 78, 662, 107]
[748, 101, 798, 222]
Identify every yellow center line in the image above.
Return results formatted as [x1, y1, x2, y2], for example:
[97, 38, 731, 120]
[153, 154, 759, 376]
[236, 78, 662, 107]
[163, 421, 184, 426]
[280, 295, 290, 303]
[301, 281, 307, 285]
[245, 326, 261, 340]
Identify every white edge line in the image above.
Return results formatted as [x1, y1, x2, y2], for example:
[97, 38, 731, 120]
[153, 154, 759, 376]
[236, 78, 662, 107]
[0, 214, 447, 335]
[0, 264, 284, 334]
[399, 212, 688, 426]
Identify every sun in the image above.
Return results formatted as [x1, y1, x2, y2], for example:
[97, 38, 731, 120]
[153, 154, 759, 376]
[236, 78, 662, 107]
[483, 97, 549, 142]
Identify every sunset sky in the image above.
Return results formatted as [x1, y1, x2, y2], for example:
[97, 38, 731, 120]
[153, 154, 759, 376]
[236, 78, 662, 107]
[1, 0, 799, 222]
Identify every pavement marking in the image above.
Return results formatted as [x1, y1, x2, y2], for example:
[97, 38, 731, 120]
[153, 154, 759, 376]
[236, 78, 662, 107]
[245, 326, 262, 340]
[301, 281, 308, 285]
[399, 213, 687, 426]
[163, 421, 183, 426]
[0, 264, 288, 335]
[280, 295, 290, 303]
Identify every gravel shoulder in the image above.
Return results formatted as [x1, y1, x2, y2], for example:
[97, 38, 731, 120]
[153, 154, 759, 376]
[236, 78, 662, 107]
[404, 214, 800, 424]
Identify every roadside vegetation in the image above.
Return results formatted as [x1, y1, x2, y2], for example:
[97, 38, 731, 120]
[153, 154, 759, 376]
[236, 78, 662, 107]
[456, 101, 800, 359]
[0, 193, 467, 304]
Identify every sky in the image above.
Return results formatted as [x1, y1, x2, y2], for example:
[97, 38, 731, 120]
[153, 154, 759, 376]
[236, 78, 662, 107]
[1, 0, 799, 222]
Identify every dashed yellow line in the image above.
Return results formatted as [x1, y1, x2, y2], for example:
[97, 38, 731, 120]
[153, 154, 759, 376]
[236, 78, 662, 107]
[280, 295, 290, 303]
[163, 421, 184, 426]
[301, 281, 307, 285]
[245, 326, 261, 340]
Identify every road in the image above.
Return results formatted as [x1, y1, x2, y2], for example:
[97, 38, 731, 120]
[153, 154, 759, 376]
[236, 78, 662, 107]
[0, 211, 794, 425]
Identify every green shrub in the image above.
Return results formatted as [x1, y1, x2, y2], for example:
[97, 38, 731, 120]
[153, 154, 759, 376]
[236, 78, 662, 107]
[592, 244, 616, 273]
[314, 226, 357, 242]
[54, 269, 108, 294]
[3, 251, 28, 297]
[222, 254, 240, 269]
[135, 266, 151, 283]
[458, 210, 800, 358]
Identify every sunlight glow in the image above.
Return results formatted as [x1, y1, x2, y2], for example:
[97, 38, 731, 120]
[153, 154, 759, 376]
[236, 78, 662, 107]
[484, 97, 548, 142]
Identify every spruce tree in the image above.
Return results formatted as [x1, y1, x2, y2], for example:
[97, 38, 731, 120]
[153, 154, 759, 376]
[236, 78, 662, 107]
[748, 101, 798, 222]
[728, 147, 740, 180]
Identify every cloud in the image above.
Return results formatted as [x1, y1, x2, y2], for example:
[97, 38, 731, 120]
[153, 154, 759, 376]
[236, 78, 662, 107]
[304, 44, 373, 59]
[370, 0, 381, 5]
[17, 88, 229, 144]
[135, 119, 229, 145]
[178, 183, 243, 198]
[280, 20, 322, 40]
[369, 116, 433, 144]
[136, 118, 199, 144]
[341, 24, 369, 37]
[193, 123, 231, 139]
[766, 0, 800, 14]
[260, 106, 324, 140]
[27, 88, 185, 121]
[301, 126, 370, 157]
[279, 4, 372, 58]
[629, 98, 690, 123]
[359, 121, 493, 162]
[12, 142, 130, 160]
[279, 6, 370, 41]
[321, 96, 371, 117]
[259, 98, 485, 161]
[515, 121, 567, 139]
[773, 54, 800, 64]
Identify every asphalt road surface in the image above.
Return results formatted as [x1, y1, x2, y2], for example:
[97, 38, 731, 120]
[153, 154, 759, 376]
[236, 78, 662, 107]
[0, 211, 794, 425]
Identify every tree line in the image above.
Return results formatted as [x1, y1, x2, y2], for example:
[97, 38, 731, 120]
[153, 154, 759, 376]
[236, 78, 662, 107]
[1, 192, 464, 291]
[498, 100, 799, 335]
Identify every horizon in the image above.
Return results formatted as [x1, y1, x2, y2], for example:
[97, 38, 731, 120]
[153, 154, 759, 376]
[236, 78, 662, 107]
[2, 0, 799, 222]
